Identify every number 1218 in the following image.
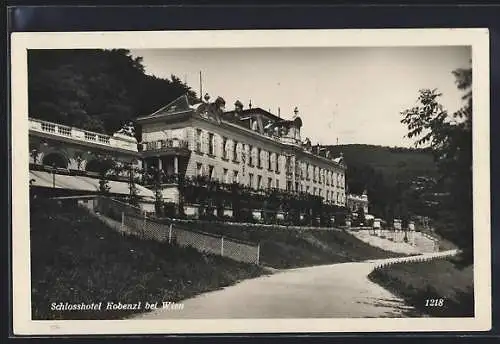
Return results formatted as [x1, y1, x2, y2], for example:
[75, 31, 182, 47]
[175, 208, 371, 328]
[425, 298, 444, 307]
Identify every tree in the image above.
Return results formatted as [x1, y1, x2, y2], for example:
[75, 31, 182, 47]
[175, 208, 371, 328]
[28, 49, 197, 138]
[356, 206, 366, 226]
[401, 66, 472, 264]
[96, 155, 116, 195]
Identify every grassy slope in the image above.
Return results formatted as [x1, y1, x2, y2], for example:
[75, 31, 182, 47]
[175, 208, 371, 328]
[170, 221, 406, 269]
[30, 201, 265, 320]
[368, 258, 474, 317]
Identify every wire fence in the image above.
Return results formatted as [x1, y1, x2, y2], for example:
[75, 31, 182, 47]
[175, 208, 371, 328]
[92, 196, 260, 264]
[123, 214, 260, 264]
[94, 196, 144, 221]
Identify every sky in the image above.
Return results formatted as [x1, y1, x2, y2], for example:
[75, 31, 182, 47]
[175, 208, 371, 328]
[130, 46, 471, 147]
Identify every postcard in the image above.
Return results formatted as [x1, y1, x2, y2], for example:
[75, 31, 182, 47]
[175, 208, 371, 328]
[10, 28, 491, 335]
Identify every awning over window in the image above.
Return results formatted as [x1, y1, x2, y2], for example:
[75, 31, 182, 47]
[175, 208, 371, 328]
[29, 170, 155, 199]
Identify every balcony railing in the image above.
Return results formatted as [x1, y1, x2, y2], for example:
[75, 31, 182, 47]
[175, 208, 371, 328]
[142, 138, 189, 152]
[29, 118, 137, 152]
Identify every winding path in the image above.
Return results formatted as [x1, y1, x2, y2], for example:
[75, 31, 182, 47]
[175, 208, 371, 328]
[135, 250, 457, 319]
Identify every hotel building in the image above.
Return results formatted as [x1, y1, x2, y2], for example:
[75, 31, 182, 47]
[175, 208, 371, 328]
[136, 94, 347, 206]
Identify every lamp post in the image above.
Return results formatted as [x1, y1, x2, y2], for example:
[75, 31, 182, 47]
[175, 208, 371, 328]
[128, 160, 134, 203]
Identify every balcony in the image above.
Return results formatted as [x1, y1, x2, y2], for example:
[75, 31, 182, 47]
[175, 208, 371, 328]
[141, 138, 190, 157]
[29, 118, 138, 152]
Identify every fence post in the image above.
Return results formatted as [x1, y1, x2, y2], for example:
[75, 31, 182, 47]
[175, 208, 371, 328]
[142, 212, 146, 238]
[221, 236, 224, 256]
[121, 212, 124, 232]
[168, 224, 173, 244]
[256, 243, 260, 265]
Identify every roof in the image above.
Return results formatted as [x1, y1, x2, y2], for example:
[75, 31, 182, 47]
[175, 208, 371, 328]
[136, 94, 192, 121]
[30, 170, 155, 199]
[224, 107, 283, 122]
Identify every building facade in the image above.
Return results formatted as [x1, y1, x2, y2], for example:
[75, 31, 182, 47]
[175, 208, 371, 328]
[347, 191, 369, 214]
[28, 117, 156, 211]
[137, 94, 347, 206]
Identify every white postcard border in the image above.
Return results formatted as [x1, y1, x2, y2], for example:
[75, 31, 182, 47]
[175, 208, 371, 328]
[11, 28, 491, 335]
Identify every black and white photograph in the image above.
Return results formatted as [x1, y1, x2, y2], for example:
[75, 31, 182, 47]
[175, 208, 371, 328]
[11, 29, 490, 334]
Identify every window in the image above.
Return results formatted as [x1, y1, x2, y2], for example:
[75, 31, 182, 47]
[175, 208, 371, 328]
[275, 154, 279, 172]
[306, 186, 310, 193]
[241, 144, 247, 164]
[257, 148, 262, 168]
[276, 179, 280, 189]
[223, 168, 228, 183]
[268, 153, 273, 170]
[286, 156, 291, 174]
[249, 173, 254, 188]
[313, 187, 316, 195]
[233, 141, 238, 162]
[222, 137, 228, 159]
[233, 170, 239, 183]
[208, 133, 215, 156]
[307, 163, 310, 180]
[333, 173, 337, 187]
[249, 145, 254, 166]
[208, 165, 215, 180]
[257, 175, 262, 189]
[196, 129, 202, 152]
[268, 177, 273, 189]
[196, 163, 203, 176]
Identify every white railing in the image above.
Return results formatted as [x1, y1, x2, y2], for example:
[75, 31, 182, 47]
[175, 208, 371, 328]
[29, 118, 137, 152]
[373, 249, 459, 270]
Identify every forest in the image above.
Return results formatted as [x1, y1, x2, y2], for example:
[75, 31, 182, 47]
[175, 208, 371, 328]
[28, 49, 197, 141]
[325, 144, 439, 221]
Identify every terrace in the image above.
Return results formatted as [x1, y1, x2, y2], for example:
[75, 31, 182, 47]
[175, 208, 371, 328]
[29, 118, 139, 152]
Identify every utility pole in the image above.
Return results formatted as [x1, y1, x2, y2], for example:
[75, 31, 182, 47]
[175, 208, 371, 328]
[199, 71, 203, 101]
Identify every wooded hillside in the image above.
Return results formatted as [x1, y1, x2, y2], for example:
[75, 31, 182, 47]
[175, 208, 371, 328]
[28, 49, 197, 139]
[325, 144, 439, 220]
